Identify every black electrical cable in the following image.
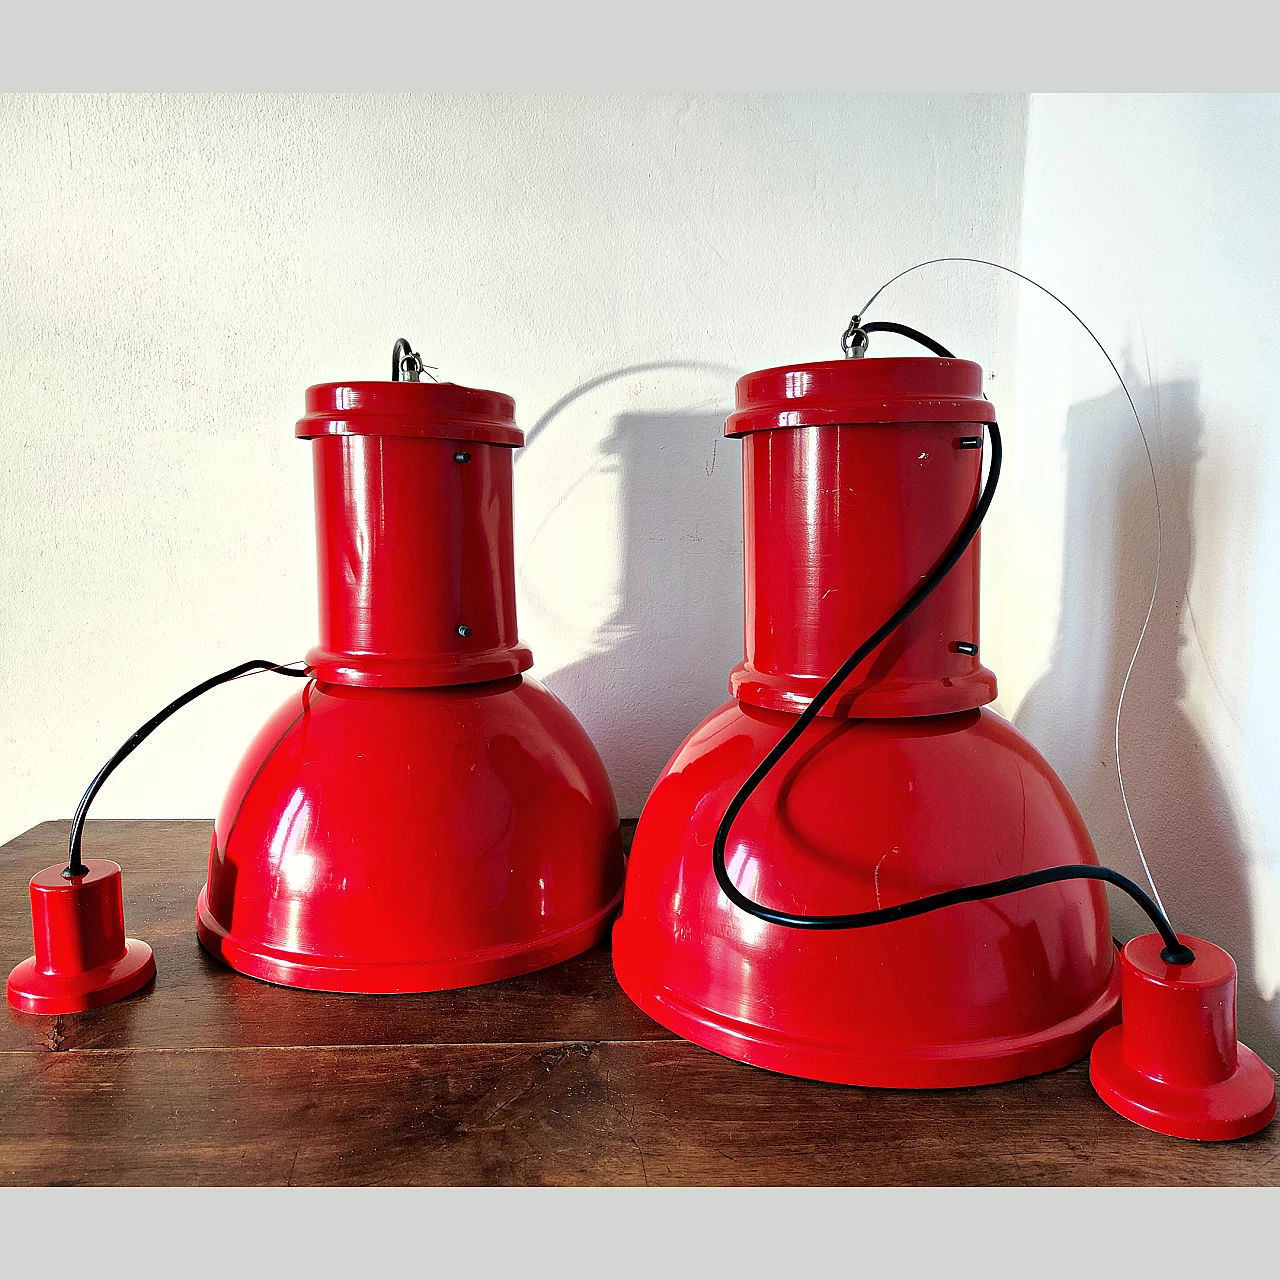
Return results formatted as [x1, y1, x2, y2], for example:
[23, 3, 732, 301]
[391, 338, 414, 381]
[860, 321, 955, 358]
[65, 660, 311, 879]
[711, 327, 1196, 967]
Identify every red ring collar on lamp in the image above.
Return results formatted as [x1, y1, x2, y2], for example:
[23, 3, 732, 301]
[725, 356, 996, 436]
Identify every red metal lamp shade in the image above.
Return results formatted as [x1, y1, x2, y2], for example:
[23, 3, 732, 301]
[195, 375, 623, 992]
[612, 356, 1122, 1087]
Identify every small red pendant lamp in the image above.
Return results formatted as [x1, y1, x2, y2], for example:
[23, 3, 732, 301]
[612, 355, 1124, 1087]
[188, 356, 624, 992]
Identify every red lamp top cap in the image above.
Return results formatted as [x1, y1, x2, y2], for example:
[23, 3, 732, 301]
[29, 859, 119, 893]
[726, 356, 996, 437]
[297, 380, 523, 447]
[1123, 932, 1236, 990]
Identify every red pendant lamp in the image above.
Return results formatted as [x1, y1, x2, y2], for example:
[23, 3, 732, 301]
[7, 341, 623, 1011]
[613, 353, 1126, 1087]
[193, 350, 624, 991]
[612, 326, 1274, 1140]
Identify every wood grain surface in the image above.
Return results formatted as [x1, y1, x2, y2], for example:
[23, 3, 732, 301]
[2, 820, 1277, 1186]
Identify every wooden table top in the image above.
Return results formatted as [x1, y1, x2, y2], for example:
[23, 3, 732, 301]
[2, 819, 1276, 1186]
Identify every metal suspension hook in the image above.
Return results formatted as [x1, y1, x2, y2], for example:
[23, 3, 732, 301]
[391, 338, 438, 383]
[841, 315, 869, 358]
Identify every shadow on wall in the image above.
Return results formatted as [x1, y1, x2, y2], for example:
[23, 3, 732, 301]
[542, 409, 743, 819]
[1015, 374, 1277, 1066]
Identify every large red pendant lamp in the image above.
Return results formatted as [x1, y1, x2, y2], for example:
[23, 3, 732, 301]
[612, 326, 1274, 1140]
[613, 354, 1125, 1087]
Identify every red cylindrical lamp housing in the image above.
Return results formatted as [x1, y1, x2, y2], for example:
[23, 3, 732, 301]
[298, 381, 533, 688]
[726, 358, 998, 716]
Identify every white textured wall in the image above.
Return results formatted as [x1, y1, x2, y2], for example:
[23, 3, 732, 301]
[986, 94, 1280, 1063]
[0, 93, 1027, 835]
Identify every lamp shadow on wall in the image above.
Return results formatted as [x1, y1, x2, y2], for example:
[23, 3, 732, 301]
[536, 407, 743, 820]
[1014, 375, 1277, 1066]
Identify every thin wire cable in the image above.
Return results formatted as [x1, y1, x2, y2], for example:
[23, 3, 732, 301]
[855, 256, 1167, 916]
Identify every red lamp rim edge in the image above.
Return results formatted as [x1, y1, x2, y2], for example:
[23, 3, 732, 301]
[6, 939, 156, 1015]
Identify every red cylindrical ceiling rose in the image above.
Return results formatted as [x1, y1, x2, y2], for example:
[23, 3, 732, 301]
[297, 381, 533, 688]
[7, 861, 156, 1014]
[1090, 934, 1277, 1139]
[725, 357, 998, 717]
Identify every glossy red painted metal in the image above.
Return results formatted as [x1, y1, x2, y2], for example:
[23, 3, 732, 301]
[298, 379, 523, 447]
[198, 676, 623, 993]
[733, 420, 997, 717]
[7, 860, 155, 1014]
[298, 381, 530, 689]
[613, 354, 1117, 1086]
[1090, 935, 1276, 1140]
[725, 356, 996, 436]
[197, 373, 621, 993]
[612, 701, 1119, 1086]
[305, 434, 532, 688]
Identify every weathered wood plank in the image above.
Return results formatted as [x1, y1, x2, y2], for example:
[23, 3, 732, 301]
[1, 1044, 1276, 1187]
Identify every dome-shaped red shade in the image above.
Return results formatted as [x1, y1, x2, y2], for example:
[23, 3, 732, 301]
[613, 702, 1118, 1086]
[198, 677, 622, 992]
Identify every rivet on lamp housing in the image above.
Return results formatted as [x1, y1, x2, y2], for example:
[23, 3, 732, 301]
[195, 375, 624, 992]
[612, 356, 1122, 1087]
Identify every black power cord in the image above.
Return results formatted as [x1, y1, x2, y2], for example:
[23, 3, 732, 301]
[65, 660, 310, 879]
[712, 326, 1195, 967]
[391, 338, 415, 381]
[861, 321, 955, 358]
